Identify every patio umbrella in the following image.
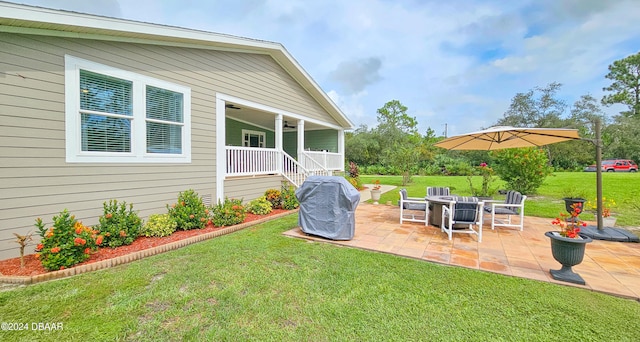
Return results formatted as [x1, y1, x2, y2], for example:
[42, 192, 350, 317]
[434, 126, 580, 150]
[434, 125, 606, 232]
[435, 122, 638, 241]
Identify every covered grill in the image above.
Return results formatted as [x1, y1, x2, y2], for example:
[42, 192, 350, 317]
[295, 176, 360, 240]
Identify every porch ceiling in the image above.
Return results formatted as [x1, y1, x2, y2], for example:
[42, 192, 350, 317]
[226, 105, 326, 131]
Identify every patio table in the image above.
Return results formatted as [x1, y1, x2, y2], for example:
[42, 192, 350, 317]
[426, 195, 479, 227]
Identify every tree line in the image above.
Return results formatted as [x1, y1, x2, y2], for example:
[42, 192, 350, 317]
[345, 51, 640, 183]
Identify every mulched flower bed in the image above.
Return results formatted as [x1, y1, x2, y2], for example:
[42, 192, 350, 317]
[0, 209, 290, 277]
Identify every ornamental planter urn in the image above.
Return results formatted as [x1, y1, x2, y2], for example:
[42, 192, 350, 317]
[545, 231, 592, 285]
[562, 198, 586, 216]
[370, 189, 382, 204]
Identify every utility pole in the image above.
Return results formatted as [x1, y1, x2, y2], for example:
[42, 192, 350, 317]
[443, 123, 448, 138]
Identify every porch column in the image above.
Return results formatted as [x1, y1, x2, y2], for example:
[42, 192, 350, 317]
[215, 97, 226, 203]
[338, 128, 345, 172]
[297, 119, 305, 161]
[275, 114, 283, 174]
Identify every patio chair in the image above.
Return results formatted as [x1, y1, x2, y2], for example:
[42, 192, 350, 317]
[399, 189, 429, 225]
[441, 200, 484, 242]
[484, 190, 527, 231]
[427, 186, 450, 197]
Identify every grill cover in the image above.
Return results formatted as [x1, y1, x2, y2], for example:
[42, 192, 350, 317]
[295, 176, 360, 240]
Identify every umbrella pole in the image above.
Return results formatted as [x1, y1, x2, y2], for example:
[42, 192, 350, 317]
[595, 119, 603, 231]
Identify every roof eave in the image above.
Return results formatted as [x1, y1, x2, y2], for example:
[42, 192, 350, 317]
[0, 1, 354, 129]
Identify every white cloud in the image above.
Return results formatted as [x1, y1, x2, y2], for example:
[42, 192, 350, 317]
[327, 90, 367, 126]
[6, 0, 640, 136]
[11, 0, 122, 17]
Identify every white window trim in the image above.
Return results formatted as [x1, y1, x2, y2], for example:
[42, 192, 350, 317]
[241, 129, 266, 147]
[65, 55, 191, 163]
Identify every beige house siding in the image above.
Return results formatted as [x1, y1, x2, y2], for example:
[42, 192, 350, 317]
[224, 176, 286, 203]
[0, 31, 333, 258]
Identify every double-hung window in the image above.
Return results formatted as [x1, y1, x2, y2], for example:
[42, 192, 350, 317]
[65, 55, 191, 163]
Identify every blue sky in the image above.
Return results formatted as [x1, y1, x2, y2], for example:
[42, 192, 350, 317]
[9, 0, 640, 136]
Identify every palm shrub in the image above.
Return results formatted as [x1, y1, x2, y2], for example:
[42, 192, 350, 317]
[281, 185, 300, 210]
[491, 147, 553, 195]
[34, 210, 101, 271]
[167, 189, 209, 230]
[140, 214, 178, 237]
[96, 200, 142, 248]
[211, 198, 246, 227]
[247, 196, 273, 215]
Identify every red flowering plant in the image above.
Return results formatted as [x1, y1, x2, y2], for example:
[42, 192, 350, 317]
[96, 199, 142, 247]
[551, 203, 587, 238]
[167, 189, 209, 230]
[281, 185, 300, 210]
[34, 209, 101, 271]
[467, 162, 497, 197]
[211, 198, 246, 227]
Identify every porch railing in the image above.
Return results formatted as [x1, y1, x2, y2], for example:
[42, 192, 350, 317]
[226, 146, 336, 187]
[301, 151, 343, 171]
[226, 146, 280, 176]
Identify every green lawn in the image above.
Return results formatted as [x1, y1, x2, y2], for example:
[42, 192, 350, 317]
[1, 214, 639, 341]
[361, 172, 640, 227]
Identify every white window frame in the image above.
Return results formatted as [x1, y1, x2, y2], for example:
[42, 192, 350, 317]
[65, 55, 191, 163]
[242, 129, 266, 147]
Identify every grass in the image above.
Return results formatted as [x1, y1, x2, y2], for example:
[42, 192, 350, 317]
[361, 172, 640, 227]
[1, 214, 639, 341]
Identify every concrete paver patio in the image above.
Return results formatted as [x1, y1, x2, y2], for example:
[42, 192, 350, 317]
[284, 196, 640, 300]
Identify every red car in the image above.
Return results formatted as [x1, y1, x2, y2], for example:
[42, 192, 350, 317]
[584, 159, 638, 172]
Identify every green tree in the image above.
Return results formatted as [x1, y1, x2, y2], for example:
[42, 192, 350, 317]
[496, 82, 567, 128]
[548, 94, 602, 170]
[345, 125, 380, 166]
[375, 100, 420, 185]
[604, 116, 640, 162]
[601, 52, 640, 118]
[491, 147, 553, 195]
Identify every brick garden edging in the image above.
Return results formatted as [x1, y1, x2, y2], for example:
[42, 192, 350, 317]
[0, 210, 298, 285]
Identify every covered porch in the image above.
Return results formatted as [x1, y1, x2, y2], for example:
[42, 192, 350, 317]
[216, 95, 346, 201]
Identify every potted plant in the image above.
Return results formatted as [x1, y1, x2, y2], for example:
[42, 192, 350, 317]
[370, 180, 382, 204]
[561, 186, 587, 217]
[586, 197, 616, 227]
[545, 203, 593, 285]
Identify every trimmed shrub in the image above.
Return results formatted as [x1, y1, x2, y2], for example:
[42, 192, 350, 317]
[247, 196, 273, 215]
[264, 189, 282, 209]
[167, 189, 209, 230]
[140, 214, 177, 237]
[281, 185, 299, 210]
[34, 210, 100, 271]
[96, 200, 142, 248]
[492, 147, 553, 195]
[211, 198, 246, 227]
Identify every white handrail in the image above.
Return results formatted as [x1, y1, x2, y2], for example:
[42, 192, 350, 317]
[300, 152, 330, 175]
[282, 152, 306, 187]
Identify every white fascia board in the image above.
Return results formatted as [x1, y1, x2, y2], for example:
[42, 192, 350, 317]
[0, 2, 278, 50]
